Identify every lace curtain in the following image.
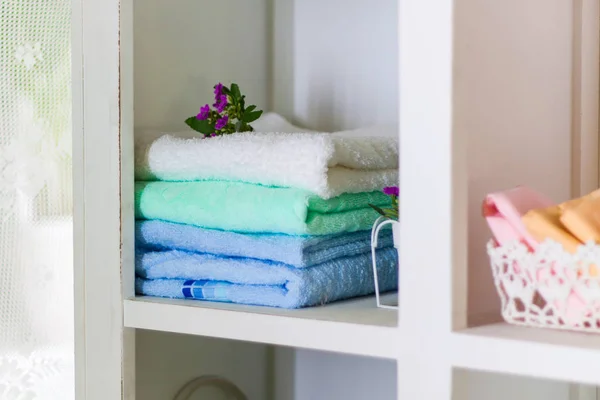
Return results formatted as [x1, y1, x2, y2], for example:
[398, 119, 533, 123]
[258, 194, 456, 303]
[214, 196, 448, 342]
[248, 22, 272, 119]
[0, 1, 74, 399]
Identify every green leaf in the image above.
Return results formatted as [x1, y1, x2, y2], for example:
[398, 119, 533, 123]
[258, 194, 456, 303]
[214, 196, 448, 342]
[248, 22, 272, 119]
[239, 122, 253, 132]
[185, 117, 215, 134]
[369, 204, 387, 217]
[244, 105, 257, 114]
[222, 86, 231, 95]
[369, 204, 398, 220]
[243, 110, 263, 123]
[385, 210, 399, 220]
[230, 83, 241, 100]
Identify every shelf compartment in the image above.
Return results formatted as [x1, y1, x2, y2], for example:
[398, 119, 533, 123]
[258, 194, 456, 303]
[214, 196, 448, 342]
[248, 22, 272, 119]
[451, 322, 600, 385]
[124, 294, 398, 359]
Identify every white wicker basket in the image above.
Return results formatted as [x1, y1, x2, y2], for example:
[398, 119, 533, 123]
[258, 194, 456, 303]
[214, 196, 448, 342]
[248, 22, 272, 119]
[488, 239, 600, 332]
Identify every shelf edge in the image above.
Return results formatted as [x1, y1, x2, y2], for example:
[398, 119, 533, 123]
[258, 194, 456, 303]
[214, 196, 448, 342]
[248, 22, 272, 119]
[124, 299, 399, 360]
[451, 323, 600, 385]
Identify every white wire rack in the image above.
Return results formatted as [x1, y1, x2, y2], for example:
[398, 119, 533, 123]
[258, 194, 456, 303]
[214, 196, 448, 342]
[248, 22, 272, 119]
[371, 216, 400, 310]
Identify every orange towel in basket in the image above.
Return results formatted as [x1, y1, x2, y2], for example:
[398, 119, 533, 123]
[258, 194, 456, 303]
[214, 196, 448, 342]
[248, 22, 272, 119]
[558, 188, 600, 212]
[560, 192, 600, 244]
[521, 188, 600, 253]
[522, 205, 582, 254]
[522, 188, 600, 277]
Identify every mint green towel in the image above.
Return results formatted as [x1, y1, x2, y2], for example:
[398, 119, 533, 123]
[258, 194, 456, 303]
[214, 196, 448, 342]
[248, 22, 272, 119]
[135, 181, 390, 235]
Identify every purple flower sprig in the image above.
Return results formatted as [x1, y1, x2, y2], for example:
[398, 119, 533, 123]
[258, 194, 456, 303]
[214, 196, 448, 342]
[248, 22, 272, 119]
[370, 186, 399, 221]
[215, 115, 229, 130]
[197, 104, 210, 120]
[185, 82, 263, 138]
[214, 83, 224, 97]
[214, 94, 228, 113]
[383, 186, 399, 197]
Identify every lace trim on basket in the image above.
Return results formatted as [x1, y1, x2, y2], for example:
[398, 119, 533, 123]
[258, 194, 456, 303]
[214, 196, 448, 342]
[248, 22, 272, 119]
[488, 239, 600, 331]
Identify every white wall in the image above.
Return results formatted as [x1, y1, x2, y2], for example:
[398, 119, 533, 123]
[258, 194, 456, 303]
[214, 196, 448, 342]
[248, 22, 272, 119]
[133, 0, 270, 132]
[455, 0, 573, 326]
[274, 349, 397, 400]
[272, 0, 399, 132]
[136, 331, 269, 400]
[289, 0, 399, 131]
[454, 370, 571, 400]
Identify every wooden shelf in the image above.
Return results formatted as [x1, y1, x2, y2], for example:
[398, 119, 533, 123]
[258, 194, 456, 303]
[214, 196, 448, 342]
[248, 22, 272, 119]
[451, 322, 600, 385]
[124, 294, 398, 359]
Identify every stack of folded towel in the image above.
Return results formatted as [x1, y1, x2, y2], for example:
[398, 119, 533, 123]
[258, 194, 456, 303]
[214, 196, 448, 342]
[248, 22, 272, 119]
[134, 113, 400, 309]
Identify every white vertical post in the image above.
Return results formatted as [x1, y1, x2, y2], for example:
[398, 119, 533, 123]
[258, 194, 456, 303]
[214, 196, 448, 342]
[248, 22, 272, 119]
[571, 0, 600, 198]
[73, 0, 135, 398]
[397, 0, 467, 398]
[120, 0, 137, 397]
[570, 0, 600, 397]
[71, 0, 85, 397]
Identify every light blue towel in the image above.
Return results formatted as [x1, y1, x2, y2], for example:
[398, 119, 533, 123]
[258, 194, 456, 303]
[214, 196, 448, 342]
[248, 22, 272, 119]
[135, 248, 398, 309]
[136, 220, 393, 268]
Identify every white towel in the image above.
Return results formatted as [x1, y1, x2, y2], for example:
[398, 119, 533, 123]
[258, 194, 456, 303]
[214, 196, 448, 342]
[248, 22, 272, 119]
[135, 113, 398, 199]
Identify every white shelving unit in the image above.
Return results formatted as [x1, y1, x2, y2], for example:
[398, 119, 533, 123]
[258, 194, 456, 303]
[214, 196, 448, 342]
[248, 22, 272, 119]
[73, 0, 600, 399]
[124, 294, 398, 359]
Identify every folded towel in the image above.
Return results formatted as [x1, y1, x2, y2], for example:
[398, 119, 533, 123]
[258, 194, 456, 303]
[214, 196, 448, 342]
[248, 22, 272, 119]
[482, 186, 553, 249]
[522, 205, 582, 253]
[134, 113, 398, 199]
[135, 181, 390, 235]
[559, 189, 600, 244]
[251, 112, 318, 133]
[521, 188, 600, 252]
[135, 247, 398, 308]
[136, 220, 394, 268]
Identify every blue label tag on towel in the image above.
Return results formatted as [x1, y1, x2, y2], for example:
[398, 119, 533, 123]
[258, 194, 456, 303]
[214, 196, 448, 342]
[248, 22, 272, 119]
[182, 280, 230, 300]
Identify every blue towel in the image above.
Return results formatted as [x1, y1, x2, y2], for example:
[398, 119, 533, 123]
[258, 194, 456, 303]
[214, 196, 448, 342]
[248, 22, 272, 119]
[135, 247, 398, 309]
[136, 220, 393, 268]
